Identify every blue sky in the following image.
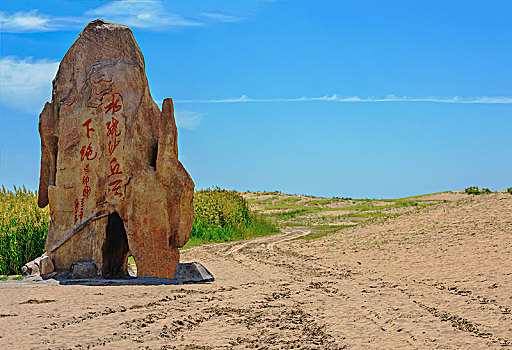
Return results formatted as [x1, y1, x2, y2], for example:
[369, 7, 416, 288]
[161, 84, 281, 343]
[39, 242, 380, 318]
[1, 0, 511, 198]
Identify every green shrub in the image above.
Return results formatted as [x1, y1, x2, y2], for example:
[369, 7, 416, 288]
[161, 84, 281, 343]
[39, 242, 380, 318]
[0, 186, 50, 275]
[464, 186, 480, 195]
[507, 187, 512, 195]
[188, 186, 278, 247]
[193, 186, 251, 229]
[464, 186, 491, 195]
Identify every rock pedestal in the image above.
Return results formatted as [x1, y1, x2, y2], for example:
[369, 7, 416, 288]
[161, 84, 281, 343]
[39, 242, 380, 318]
[22, 254, 54, 277]
[37, 19, 194, 279]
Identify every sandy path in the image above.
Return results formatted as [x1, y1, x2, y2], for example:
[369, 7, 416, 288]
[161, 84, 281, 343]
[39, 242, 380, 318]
[1, 193, 511, 349]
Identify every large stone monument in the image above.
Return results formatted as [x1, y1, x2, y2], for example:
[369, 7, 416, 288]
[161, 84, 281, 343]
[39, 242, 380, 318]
[37, 19, 194, 279]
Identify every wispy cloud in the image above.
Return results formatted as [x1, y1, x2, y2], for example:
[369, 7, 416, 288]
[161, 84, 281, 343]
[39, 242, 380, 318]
[0, 0, 254, 33]
[0, 56, 59, 114]
[175, 94, 512, 104]
[3, 53, 509, 118]
[0, 10, 51, 32]
[200, 12, 243, 23]
[175, 110, 204, 130]
[0, 10, 86, 33]
[86, 0, 201, 29]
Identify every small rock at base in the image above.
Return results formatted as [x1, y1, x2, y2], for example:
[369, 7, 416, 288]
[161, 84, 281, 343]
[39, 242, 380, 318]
[70, 262, 97, 279]
[39, 256, 55, 276]
[33, 256, 43, 267]
[174, 262, 214, 283]
[22, 261, 40, 277]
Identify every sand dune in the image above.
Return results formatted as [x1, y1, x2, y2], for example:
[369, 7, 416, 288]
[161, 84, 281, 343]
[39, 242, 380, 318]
[1, 192, 511, 349]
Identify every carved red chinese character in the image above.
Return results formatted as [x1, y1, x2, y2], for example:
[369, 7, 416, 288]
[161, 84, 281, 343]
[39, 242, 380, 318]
[82, 119, 95, 138]
[108, 179, 123, 197]
[84, 164, 90, 173]
[79, 198, 84, 221]
[104, 93, 121, 114]
[82, 175, 89, 185]
[106, 116, 121, 137]
[80, 143, 97, 161]
[74, 198, 79, 224]
[108, 138, 121, 155]
[83, 185, 91, 198]
[108, 158, 123, 177]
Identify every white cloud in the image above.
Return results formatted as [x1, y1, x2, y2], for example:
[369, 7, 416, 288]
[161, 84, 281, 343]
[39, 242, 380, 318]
[86, 0, 201, 29]
[201, 12, 243, 23]
[175, 94, 512, 104]
[0, 56, 59, 114]
[0, 10, 85, 33]
[175, 110, 204, 130]
[0, 10, 51, 32]
[0, 0, 254, 32]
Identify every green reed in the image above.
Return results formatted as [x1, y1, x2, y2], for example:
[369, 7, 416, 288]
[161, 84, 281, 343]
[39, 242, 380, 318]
[0, 186, 50, 275]
[186, 186, 278, 248]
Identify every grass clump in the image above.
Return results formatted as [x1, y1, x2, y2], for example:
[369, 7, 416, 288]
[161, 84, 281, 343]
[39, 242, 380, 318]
[0, 186, 50, 275]
[507, 187, 512, 195]
[185, 187, 278, 248]
[464, 186, 491, 195]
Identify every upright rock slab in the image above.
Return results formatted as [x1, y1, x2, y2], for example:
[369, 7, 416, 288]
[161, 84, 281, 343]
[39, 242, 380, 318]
[38, 19, 194, 279]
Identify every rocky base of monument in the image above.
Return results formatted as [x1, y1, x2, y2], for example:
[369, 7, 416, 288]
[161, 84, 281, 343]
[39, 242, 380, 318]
[174, 262, 215, 283]
[21, 253, 55, 278]
[20, 255, 213, 284]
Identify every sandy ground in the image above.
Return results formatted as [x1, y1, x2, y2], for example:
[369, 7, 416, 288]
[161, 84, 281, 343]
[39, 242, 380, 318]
[406, 192, 467, 201]
[1, 193, 511, 349]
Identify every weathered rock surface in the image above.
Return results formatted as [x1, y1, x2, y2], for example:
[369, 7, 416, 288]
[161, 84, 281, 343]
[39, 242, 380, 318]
[21, 261, 39, 277]
[21, 253, 54, 277]
[70, 262, 97, 279]
[37, 19, 194, 279]
[174, 262, 215, 283]
[39, 256, 55, 276]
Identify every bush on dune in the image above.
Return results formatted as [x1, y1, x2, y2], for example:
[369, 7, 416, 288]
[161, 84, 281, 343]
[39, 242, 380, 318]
[464, 186, 491, 195]
[188, 186, 278, 247]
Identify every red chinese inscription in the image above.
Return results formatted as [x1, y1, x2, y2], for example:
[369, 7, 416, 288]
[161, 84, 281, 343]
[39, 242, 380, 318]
[104, 94, 121, 114]
[79, 198, 84, 222]
[108, 138, 121, 156]
[75, 119, 98, 223]
[106, 116, 121, 137]
[105, 97, 124, 198]
[83, 186, 91, 198]
[108, 179, 123, 197]
[80, 143, 97, 161]
[108, 158, 123, 177]
[74, 198, 79, 224]
[82, 175, 91, 197]
[82, 119, 96, 138]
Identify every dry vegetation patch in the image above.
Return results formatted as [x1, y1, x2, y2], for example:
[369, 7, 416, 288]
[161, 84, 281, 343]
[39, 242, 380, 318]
[242, 190, 451, 240]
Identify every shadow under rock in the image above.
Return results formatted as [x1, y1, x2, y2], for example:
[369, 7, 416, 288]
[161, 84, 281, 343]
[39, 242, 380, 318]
[52, 274, 183, 286]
